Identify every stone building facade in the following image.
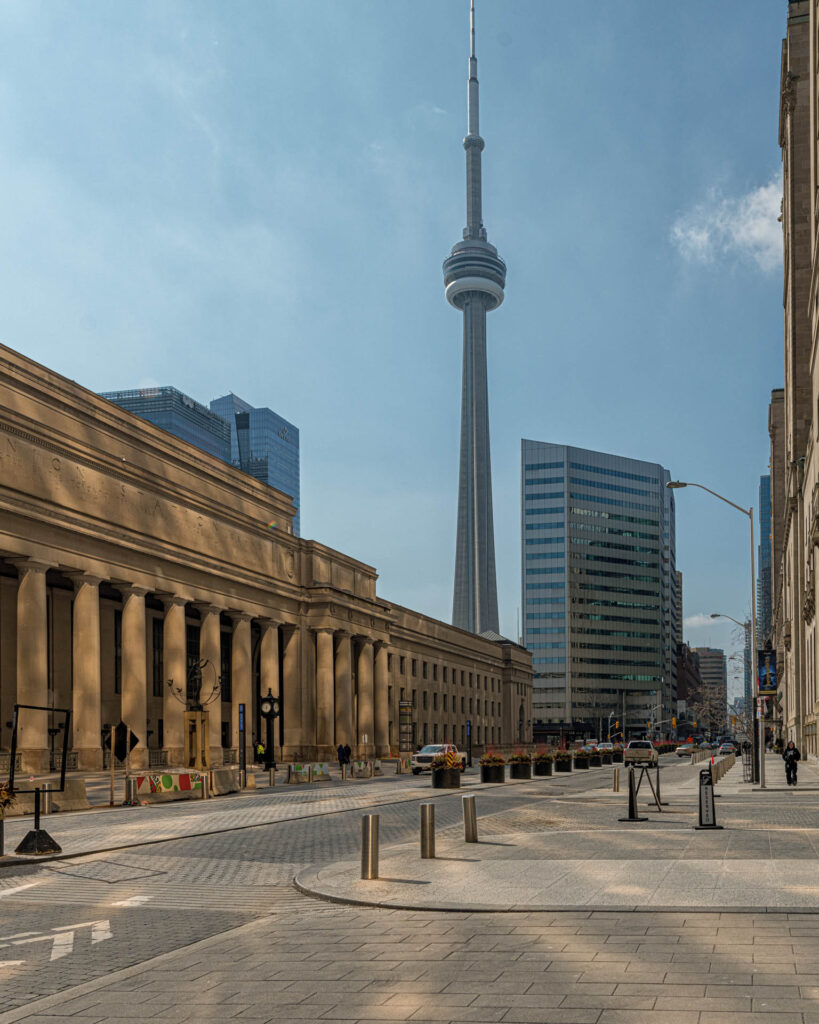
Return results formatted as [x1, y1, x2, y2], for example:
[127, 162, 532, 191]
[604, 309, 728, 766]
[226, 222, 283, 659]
[0, 344, 531, 772]
[771, 1, 813, 752]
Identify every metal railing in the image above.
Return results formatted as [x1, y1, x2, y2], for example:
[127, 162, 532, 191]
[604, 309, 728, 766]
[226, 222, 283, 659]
[148, 750, 168, 769]
[49, 751, 78, 772]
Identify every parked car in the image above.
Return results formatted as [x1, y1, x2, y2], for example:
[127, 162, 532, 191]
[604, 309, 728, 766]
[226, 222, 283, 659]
[623, 740, 659, 765]
[675, 742, 696, 757]
[597, 742, 614, 752]
[411, 744, 466, 774]
[718, 742, 735, 755]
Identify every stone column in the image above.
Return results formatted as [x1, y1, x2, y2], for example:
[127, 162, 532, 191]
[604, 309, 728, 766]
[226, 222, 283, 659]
[198, 604, 223, 767]
[315, 628, 335, 759]
[230, 613, 252, 765]
[374, 642, 390, 758]
[334, 631, 353, 749]
[121, 586, 149, 770]
[162, 596, 187, 767]
[14, 560, 49, 772]
[71, 574, 102, 770]
[281, 624, 302, 758]
[259, 619, 281, 761]
[356, 638, 374, 759]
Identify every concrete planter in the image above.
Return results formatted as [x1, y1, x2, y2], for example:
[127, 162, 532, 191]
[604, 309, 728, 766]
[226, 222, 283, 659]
[589, 754, 602, 767]
[480, 764, 505, 784]
[612, 752, 624, 763]
[601, 753, 613, 765]
[574, 757, 590, 770]
[533, 761, 552, 776]
[431, 768, 461, 789]
[509, 762, 532, 780]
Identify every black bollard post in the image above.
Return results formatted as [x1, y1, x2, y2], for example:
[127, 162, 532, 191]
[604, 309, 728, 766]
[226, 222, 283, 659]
[618, 765, 648, 822]
[15, 785, 62, 856]
[694, 767, 723, 830]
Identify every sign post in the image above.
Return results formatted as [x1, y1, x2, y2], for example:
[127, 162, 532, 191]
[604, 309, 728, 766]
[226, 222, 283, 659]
[238, 702, 246, 786]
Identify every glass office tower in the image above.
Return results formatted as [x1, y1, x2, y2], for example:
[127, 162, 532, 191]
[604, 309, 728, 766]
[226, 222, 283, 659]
[521, 440, 676, 742]
[210, 394, 300, 537]
[102, 387, 300, 536]
[99, 387, 230, 460]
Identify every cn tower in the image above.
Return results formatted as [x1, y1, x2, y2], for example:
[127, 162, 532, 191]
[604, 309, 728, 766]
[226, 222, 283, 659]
[444, 0, 505, 635]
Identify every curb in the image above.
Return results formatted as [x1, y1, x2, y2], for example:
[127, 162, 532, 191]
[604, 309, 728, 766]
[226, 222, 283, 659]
[293, 867, 819, 917]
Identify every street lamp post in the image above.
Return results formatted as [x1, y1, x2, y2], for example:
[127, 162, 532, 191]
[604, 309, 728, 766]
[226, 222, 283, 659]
[667, 480, 762, 787]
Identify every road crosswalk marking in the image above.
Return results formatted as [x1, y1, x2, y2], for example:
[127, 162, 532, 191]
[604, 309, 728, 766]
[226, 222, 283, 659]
[0, 920, 112, 961]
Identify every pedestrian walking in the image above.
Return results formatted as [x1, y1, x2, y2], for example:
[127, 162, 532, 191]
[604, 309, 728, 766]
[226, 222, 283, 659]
[783, 740, 801, 786]
[337, 743, 345, 773]
[343, 743, 351, 767]
[255, 740, 265, 765]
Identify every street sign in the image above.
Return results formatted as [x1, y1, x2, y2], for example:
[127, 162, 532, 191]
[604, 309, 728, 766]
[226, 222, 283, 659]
[111, 721, 139, 763]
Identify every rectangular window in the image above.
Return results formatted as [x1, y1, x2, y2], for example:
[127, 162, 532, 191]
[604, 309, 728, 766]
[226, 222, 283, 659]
[113, 610, 122, 695]
[422, 661, 428, 679]
[469, 698, 473, 713]
[152, 617, 164, 698]
[443, 694, 448, 712]
[433, 664, 438, 682]
[400, 656, 405, 674]
[433, 723, 438, 743]
[400, 686, 405, 702]
[433, 692, 438, 711]
[186, 623, 200, 703]
[221, 721, 230, 748]
[220, 630, 232, 703]
[412, 688, 417, 707]
[423, 691, 428, 710]
[412, 659, 417, 677]
[387, 653, 392, 671]
[461, 696, 465, 713]
[157, 718, 164, 748]
[443, 667, 448, 683]
[469, 672, 473, 686]
[423, 723, 428, 744]
[388, 685, 393, 707]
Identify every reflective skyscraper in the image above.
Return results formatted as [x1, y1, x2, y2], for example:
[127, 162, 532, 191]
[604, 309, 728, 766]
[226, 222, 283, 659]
[444, 0, 505, 635]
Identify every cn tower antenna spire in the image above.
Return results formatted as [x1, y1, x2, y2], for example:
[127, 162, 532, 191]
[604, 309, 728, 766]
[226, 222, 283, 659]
[443, 0, 506, 636]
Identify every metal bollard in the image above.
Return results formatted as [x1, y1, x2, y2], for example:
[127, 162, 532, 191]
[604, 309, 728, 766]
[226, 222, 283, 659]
[612, 767, 620, 792]
[41, 782, 52, 815]
[618, 765, 647, 822]
[268, 767, 276, 787]
[202, 775, 210, 800]
[420, 802, 435, 859]
[361, 814, 379, 879]
[463, 794, 478, 843]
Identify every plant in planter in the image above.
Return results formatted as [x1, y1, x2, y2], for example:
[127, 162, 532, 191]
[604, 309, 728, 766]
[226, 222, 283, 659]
[553, 750, 572, 772]
[479, 751, 505, 784]
[532, 747, 553, 776]
[431, 753, 460, 789]
[508, 749, 532, 781]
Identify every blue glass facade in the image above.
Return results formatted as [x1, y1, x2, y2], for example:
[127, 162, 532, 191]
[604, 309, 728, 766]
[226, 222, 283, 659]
[102, 386, 300, 536]
[209, 394, 300, 537]
[99, 387, 230, 460]
[521, 440, 676, 741]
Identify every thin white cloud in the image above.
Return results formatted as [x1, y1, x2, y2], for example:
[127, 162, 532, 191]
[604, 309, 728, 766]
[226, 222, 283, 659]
[670, 175, 782, 272]
[684, 613, 715, 629]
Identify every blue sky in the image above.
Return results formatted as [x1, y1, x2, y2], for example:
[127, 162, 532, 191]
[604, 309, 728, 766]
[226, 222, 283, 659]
[0, 1, 785, 697]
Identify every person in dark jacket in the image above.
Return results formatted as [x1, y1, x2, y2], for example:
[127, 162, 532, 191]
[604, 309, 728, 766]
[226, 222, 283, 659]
[343, 743, 352, 766]
[783, 740, 801, 786]
[337, 743, 346, 773]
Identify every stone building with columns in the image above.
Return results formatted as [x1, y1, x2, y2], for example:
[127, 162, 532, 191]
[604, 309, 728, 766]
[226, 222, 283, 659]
[0, 344, 532, 772]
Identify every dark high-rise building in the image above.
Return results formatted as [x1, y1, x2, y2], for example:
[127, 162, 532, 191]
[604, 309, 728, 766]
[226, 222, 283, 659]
[102, 386, 300, 535]
[98, 387, 229, 460]
[445, 0, 505, 635]
[210, 394, 300, 537]
[757, 474, 772, 646]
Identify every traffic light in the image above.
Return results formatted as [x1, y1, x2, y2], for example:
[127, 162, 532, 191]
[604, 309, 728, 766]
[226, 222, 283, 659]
[731, 716, 736, 728]
[615, 720, 619, 729]
[693, 720, 697, 728]
[672, 716, 676, 728]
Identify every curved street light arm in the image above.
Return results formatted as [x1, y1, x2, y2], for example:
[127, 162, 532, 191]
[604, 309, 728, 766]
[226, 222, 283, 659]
[668, 481, 750, 517]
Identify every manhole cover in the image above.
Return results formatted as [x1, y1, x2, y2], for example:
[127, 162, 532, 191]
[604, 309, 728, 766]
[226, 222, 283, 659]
[47, 859, 165, 883]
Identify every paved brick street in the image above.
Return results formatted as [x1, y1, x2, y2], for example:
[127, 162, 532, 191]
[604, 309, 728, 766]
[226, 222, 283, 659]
[1, 756, 819, 1022]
